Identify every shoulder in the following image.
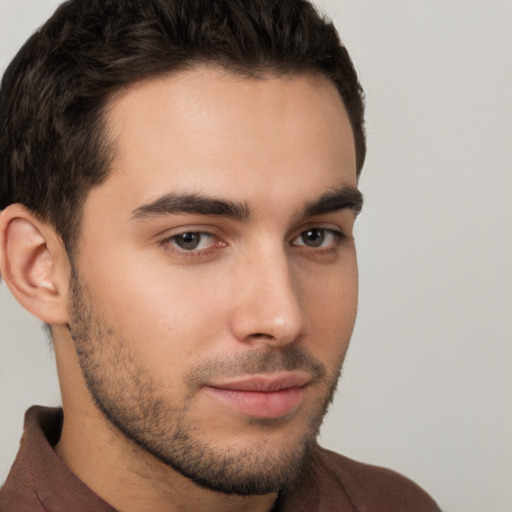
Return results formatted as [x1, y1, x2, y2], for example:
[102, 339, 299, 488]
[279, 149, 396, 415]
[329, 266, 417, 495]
[303, 445, 442, 512]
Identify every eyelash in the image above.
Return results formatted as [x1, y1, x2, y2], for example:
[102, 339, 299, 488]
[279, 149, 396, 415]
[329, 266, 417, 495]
[160, 227, 347, 257]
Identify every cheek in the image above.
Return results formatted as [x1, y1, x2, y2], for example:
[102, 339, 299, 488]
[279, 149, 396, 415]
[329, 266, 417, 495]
[300, 259, 358, 358]
[309, 285, 357, 339]
[82, 254, 234, 361]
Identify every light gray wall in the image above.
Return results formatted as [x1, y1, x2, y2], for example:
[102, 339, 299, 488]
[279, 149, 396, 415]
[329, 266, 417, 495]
[1, 1, 511, 511]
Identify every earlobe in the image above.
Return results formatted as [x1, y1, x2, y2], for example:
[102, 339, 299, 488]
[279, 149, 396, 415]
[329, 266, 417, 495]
[0, 204, 70, 325]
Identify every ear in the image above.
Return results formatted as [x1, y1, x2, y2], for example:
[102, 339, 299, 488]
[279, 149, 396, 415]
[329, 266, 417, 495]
[0, 204, 71, 325]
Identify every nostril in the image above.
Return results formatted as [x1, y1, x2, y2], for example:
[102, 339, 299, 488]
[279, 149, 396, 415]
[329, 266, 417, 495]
[249, 333, 274, 340]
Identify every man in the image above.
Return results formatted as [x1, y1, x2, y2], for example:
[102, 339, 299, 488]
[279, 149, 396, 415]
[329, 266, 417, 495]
[0, 0, 441, 510]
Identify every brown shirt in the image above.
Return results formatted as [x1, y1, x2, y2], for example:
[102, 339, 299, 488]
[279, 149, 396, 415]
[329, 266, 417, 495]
[0, 406, 441, 511]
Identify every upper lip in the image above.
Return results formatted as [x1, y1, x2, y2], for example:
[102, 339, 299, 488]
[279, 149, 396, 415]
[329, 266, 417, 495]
[207, 372, 312, 392]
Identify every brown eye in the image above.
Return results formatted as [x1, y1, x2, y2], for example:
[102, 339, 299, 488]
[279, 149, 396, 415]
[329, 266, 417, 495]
[174, 232, 201, 250]
[167, 232, 216, 251]
[292, 228, 344, 249]
[300, 228, 325, 247]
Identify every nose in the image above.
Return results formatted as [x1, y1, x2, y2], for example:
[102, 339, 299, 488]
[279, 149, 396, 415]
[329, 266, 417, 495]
[229, 248, 311, 347]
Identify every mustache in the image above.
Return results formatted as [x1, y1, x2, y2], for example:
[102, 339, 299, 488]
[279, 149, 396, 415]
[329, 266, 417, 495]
[186, 344, 326, 388]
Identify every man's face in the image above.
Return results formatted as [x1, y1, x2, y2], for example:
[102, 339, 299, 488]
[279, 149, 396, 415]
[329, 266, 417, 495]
[68, 66, 360, 495]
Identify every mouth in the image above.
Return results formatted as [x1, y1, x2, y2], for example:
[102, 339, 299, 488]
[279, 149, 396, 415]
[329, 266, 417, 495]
[203, 372, 311, 419]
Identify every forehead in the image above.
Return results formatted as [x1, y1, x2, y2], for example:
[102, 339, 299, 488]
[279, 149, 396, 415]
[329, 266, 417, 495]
[94, 66, 356, 216]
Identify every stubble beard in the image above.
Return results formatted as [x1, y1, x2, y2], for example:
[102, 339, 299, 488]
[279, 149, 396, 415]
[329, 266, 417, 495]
[67, 268, 344, 496]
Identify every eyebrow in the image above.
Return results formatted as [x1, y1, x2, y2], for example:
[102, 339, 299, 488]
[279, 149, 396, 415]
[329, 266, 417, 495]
[302, 186, 364, 217]
[131, 192, 250, 221]
[130, 185, 363, 222]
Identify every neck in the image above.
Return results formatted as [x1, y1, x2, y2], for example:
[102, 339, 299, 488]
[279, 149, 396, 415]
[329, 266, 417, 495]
[55, 404, 278, 512]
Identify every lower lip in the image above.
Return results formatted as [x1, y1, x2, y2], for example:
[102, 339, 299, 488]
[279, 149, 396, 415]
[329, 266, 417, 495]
[204, 386, 304, 419]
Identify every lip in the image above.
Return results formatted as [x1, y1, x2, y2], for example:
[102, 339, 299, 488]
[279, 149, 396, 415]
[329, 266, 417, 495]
[204, 372, 311, 419]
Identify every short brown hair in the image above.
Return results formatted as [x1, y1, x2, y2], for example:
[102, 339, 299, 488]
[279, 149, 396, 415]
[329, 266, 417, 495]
[0, 0, 365, 250]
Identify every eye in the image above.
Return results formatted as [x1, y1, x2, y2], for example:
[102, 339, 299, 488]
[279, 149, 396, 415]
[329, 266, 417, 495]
[166, 232, 217, 251]
[292, 228, 344, 248]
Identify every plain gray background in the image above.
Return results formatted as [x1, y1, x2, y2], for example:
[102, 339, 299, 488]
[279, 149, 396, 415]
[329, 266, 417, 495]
[1, 1, 511, 511]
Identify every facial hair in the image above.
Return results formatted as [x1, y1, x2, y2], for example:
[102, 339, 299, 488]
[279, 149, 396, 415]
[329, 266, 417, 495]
[67, 267, 343, 496]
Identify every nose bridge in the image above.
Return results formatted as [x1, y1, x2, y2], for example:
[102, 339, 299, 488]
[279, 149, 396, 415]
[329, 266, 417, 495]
[230, 241, 310, 345]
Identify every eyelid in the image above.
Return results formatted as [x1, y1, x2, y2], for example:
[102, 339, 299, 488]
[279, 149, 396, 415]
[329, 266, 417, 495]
[156, 223, 222, 241]
[290, 219, 348, 238]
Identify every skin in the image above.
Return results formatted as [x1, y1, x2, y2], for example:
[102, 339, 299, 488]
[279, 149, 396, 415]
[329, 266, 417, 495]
[2, 66, 361, 512]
